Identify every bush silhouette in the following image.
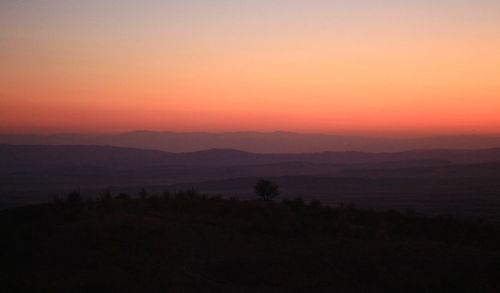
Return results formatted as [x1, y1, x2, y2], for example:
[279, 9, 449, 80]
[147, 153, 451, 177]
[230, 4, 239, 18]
[102, 189, 112, 201]
[66, 190, 82, 205]
[116, 193, 130, 200]
[254, 179, 280, 201]
[185, 187, 199, 199]
[139, 188, 148, 200]
[50, 195, 65, 211]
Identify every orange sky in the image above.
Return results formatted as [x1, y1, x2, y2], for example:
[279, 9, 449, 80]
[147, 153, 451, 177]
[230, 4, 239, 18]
[1, 1, 500, 135]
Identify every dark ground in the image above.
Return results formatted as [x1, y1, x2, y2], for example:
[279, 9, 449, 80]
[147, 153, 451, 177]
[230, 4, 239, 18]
[1, 193, 500, 292]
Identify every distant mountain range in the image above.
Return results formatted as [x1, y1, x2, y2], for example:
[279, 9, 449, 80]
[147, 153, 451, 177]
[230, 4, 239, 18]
[2, 144, 500, 218]
[2, 144, 500, 171]
[2, 144, 500, 188]
[2, 131, 500, 153]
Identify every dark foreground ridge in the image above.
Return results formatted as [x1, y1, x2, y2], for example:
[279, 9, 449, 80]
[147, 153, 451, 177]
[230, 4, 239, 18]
[1, 192, 500, 292]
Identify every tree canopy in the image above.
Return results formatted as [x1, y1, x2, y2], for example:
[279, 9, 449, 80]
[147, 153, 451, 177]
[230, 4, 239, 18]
[254, 179, 280, 201]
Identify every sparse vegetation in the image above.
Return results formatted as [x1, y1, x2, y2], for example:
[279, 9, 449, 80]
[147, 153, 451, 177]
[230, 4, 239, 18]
[1, 190, 500, 292]
[116, 192, 130, 200]
[139, 188, 148, 199]
[66, 190, 82, 205]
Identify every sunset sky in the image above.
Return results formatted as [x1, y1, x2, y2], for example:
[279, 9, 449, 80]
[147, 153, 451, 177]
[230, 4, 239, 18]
[1, 0, 499, 135]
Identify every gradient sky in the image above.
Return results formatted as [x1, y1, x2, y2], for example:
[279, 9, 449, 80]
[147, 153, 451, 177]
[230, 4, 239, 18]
[1, 0, 500, 135]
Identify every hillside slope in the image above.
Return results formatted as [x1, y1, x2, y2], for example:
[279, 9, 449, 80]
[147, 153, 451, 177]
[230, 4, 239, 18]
[1, 196, 499, 292]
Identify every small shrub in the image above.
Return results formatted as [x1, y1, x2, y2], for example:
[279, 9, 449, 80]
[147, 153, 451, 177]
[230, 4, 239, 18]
[162, 190, 171, 200]
[309, 200, 322, 209]
[116, 193, 130, 200]
[66, 190, 82, 206]
[50, 195, 65, 210]
[283, 197, 305, 208]
[175, 191, 186, 200]
[102, 189, 112, 201]
[185, 187, 199, 199]
[147, 195, 162, 210]
[139, 188, 148, 200]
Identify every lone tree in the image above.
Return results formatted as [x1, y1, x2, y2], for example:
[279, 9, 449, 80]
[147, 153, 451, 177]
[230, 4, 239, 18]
[254, 179, 280, 201]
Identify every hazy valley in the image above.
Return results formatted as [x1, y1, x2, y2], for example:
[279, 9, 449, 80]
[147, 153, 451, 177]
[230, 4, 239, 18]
[2, 144, 500, 221]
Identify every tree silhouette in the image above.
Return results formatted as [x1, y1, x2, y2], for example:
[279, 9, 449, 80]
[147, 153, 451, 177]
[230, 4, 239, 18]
[254, 179, 280, 201]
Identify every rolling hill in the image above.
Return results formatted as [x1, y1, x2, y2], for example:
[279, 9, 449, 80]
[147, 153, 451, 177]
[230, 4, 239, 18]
[2, 144, 500, 221]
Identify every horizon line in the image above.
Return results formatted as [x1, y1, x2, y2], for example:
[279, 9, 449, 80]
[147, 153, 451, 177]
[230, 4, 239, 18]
[2, 130, 500, 139]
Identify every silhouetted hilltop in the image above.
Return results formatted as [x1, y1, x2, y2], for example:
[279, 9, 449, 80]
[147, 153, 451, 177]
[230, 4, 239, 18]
[3, 144, 500, 172]
[0, 144, 172, 172]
